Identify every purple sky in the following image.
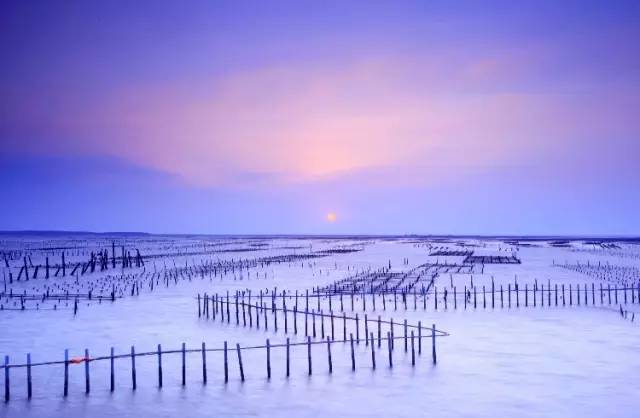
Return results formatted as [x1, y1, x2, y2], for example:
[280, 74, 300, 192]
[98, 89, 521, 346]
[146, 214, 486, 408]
[1, 1, 639, 235]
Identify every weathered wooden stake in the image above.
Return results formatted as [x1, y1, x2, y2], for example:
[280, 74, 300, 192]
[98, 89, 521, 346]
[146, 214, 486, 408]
[327, 337, 333, 374]
[307, 336, 312, 376]
[157, 344, 163, 388]
[286, 338, 290, 378]
[404, 319, 408, 352]
[110, 347, 115, 392]
[350, 333, 356, 371]
[370, 332, 376, 369]
[181, 342, 186, 386]
[432, 324, 437, 364]
[85, 348, 90, 394]
[27, 353, 32, 399]
[411, 331, 415, 366]
[387, 332, 393, 368]
[236, 344, 244, 382]
[64, 349, 69, 397]
[131, 346, 137, 390]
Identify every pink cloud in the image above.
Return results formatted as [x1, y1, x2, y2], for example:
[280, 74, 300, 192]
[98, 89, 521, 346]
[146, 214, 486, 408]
[4, 52, 638, 189]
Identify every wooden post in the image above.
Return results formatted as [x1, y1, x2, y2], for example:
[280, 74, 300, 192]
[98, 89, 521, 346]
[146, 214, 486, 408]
[331, 311, 335, 340]
[27, 353, 32, 399]
[364, 314, 369, 346]
[387, 332, 393, 368]
[350, 333, 356, 371]
[432, 324, 437, 365]
[294, 306, 298, 334]
[327, 337, 333, 374]
[370, 332, 376, 369]
[286, 338, 290, 378]
[266, 339, 271, 379]
[418, 321, 422, 355]
[343, 312, 347, 340]
[181, 343, 186, 386]
[491, 281, 495, 308]
[274, 305, 278, 331]
[411, 331, 415, 366]
[284, 306, 288, 333]
[235, 294, 240, 325]
[311, 310, 316, 337]
[404, 319, 408, 352]
[236, 344, 244, 382]
[202, 342, 207, 384]
[224, 341, 229, 383]
[307, 336, 312, 376]
[110, 347, 115, 392]
[85, 348, 90, 394]
[157, 344, 163, 388]
[264, 303, 268, 330]
[241, 298, 245, 326]
[64, 349, 69, 397]
[131, 346, 137, 390]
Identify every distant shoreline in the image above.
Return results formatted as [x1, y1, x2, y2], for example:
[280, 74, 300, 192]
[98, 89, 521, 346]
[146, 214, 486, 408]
[0, 230, 638, 242]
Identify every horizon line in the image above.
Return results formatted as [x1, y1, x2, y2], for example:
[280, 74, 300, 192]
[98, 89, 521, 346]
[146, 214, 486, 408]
[0, 230, 639, 242]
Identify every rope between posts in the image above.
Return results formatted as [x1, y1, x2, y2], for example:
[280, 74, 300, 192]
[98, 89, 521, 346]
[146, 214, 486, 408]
[0, 332, 447, 369]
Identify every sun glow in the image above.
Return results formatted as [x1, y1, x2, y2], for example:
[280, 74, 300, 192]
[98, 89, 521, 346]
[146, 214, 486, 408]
[326, 212, 337, 223]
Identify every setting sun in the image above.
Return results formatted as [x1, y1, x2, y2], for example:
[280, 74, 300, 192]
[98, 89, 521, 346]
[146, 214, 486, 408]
[326, 212, 337, 223]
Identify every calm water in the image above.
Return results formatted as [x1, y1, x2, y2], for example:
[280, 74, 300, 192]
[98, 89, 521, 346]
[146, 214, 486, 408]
[1, 238, 639, 417]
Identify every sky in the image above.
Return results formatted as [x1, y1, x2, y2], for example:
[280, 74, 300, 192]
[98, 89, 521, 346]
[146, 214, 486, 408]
[1, 1, 639, 235]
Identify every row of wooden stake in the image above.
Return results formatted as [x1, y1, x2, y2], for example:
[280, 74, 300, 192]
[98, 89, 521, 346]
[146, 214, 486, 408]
[2, 327, 439, 402]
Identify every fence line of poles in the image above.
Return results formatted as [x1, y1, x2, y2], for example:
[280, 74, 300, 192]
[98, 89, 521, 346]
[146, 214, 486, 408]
[208, 281, 640, 314]
[197, 292, 449, 343]
[2, 325, 443, 402]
